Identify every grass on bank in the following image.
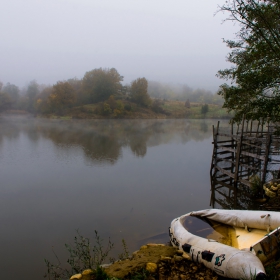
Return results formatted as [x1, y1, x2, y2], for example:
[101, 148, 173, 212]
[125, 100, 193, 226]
[46, 100, 233, 120]
[44, 231, 151, 280]
[161, 101, 232, 119]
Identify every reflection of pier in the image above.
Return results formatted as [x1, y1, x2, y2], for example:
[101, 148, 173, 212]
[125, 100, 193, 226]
[210, 118, 280, 209]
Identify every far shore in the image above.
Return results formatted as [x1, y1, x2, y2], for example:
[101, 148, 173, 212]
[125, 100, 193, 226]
[1, 100, 233, 120]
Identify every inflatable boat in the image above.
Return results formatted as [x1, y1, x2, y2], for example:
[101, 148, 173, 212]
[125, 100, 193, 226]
[170, 209, 280, 279]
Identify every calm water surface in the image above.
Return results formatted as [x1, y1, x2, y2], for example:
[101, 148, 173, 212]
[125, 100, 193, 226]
[0, 117, 227, 279]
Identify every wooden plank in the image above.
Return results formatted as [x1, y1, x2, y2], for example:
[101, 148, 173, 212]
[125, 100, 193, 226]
[242, 136, 267, 143]
[219, 146, 236, 153]
[216, 155, 233, 160]
[215, 189, 232, 199]
[241, 141, 264, 149]
[216, 157, 261, 171]
[215, 175, 231, 180]
[218, 166, 233, 170]
[216, 157, 234, 163]
[240, 164, 261, 171]
[214, 173, 231, 178]
[240, 150, 265, 160]
[213, 185, 226, 190]
[215, 166, 235, 179]
[212, 180, 235, 190]
[238, 173, 251, 177]
[216, 150, 234, 155]
[217, 133, 241, 139]
[239, 178, 251, 187]
[217, 144, 237, 148]
[217, 178, 232, 183]
[211, 140, 234, 144]
[219, 146, 266, 160]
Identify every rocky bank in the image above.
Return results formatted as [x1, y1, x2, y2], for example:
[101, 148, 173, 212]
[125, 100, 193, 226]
[70, 243, 219, 280]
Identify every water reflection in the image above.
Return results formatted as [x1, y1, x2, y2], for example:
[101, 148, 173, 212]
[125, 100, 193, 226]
[182, 215, 233, 246]
[0, 116, 224, 280]
[0, 117, 213, 164]
[210, 186, 259, 210]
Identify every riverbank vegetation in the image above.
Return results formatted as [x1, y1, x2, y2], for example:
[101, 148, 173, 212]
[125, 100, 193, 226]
[45, 230, 280, 280]
[0, 68, 230, 119]
[44, 231, 218, 280]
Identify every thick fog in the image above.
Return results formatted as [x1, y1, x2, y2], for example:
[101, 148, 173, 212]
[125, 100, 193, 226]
[1, 0, 237, 91]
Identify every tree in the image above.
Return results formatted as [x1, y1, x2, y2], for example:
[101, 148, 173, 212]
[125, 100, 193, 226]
[151, 99, 166, 114]
[217, 0, 280, 123]
[0, 92, 12, 112]
[35, 86, 53, 113]
[67, 78, 83, 105]
[201, 104, 209, 116]
[130, 77, 151, 107]
[26, 80, 40, 112]
[82, 68, 123, 103]
[185, 99, 191, 108]
[2, 82, 19, 106]
[48, 81, 76, 113]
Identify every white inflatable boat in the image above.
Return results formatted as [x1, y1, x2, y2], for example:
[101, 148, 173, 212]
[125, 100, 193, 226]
[170, 209, 280, 279]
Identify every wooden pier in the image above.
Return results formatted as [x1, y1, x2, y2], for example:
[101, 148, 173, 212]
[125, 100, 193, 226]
[210, 118, 280, 209]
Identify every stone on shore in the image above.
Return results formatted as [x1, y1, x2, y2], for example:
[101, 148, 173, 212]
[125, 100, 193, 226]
[70, 274, 82, 280]
[146, 262, 157, 273]
[104, 244, 218, 280]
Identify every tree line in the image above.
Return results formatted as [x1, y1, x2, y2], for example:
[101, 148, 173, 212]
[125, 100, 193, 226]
[0, 67, 222, 116]
[148, 81, 224, 105]
[0, 68, 152, 116]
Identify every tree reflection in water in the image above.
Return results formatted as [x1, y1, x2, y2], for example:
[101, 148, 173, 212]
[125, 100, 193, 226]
[0, 117, 216, 164]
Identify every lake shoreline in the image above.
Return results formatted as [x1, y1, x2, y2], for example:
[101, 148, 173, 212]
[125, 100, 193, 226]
[69, 243, 219, 280]
[1, 100, 233, 120]
[1, 111, 232, 121]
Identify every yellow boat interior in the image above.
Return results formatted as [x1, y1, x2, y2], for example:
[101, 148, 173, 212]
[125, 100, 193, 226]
[181, 215, 279, 263]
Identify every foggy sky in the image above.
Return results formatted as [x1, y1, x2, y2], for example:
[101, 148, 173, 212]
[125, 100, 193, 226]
[0, 0, 237, 91]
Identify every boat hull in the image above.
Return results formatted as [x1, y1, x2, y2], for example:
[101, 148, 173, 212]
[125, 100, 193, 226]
[169, 209, 275, 279]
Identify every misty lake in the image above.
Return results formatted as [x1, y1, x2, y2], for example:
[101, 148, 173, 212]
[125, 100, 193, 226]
[0, 117, 228, 279]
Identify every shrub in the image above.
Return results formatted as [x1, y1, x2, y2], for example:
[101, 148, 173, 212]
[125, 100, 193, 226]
[151, 99, 166, 114]
[44, 230, 114, 280]
[124, 104, 132, 111]
[102, 103, 112, 115]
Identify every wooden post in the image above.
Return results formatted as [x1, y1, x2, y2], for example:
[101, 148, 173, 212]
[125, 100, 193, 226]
[234, 116, 245, 208]
[230, 123, 234, 195]
[210, 122, 219, 207]
[262, 133, 271, 187]
[250, 120, 253, 136]
[256, 120, 260, 138]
